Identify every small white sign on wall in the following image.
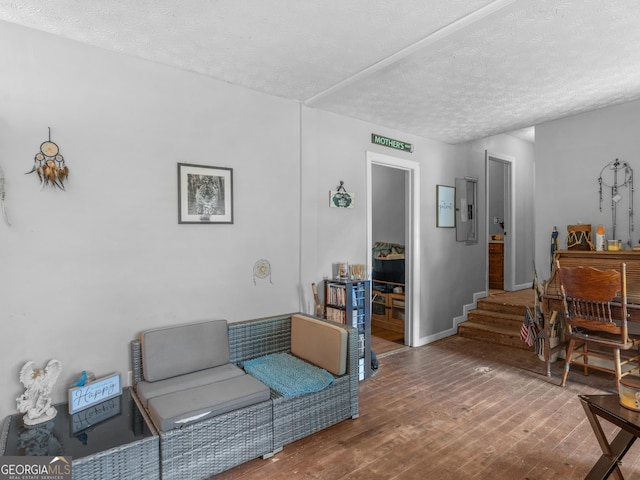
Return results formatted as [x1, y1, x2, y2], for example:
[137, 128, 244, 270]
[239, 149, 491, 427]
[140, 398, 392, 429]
[68, 373, 122, 414]
[330, 191, 354, 208]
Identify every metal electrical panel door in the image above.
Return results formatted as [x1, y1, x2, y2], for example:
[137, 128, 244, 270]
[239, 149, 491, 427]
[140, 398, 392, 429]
[455, 177, 478, 244]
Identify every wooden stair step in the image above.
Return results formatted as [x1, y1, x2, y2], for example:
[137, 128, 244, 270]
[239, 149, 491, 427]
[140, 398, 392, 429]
[457, 321, 532, 351]
[459, 289, 537, 351]
[476, 298, 533, 316]
[466, 309, 524, 329]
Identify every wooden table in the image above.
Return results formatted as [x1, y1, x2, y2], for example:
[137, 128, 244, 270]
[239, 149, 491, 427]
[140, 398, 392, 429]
[579, 394, 640, 480]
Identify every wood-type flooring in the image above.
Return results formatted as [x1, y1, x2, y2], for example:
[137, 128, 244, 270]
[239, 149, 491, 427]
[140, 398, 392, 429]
[371, 325, 406, 356]
[214, 336, 640, 479]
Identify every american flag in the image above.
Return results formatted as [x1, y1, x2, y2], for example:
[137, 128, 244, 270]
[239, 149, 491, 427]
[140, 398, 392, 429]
[521, 307, 537, 347]
[534, 306, 546, 357]
[534, 328, 545, 357]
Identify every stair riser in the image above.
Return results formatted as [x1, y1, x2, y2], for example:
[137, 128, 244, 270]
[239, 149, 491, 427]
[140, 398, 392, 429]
[476, 300, 530, 316]
[467, 312, 523, 329]
[458, 325, 532, 350]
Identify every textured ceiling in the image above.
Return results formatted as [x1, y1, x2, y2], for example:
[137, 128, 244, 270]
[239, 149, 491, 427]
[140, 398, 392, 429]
[1, 0, 640, 144]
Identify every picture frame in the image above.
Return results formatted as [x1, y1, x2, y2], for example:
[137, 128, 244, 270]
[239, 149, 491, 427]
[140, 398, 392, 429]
[436, 184, 455, 228]
[178, 163, 233, 224]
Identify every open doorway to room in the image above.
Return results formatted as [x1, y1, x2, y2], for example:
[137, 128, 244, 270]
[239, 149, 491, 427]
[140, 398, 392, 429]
[366, 151, 421, 354]
[486, 151, 515, 292]
[371, 164, 406, 349]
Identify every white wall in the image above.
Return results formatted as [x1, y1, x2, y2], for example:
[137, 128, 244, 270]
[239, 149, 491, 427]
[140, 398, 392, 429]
[535, 100, 640, 280]
[488, 160, 505, 236]
[300, 108, 536, 343]
[0, 22, 301, 418]
[461, 134, 536, 287]
[0, 20, 539, 419]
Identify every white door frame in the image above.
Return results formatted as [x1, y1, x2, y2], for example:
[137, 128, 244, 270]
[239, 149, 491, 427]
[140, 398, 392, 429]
[366, 151, 421, 347]
[485, 150, 515, 291]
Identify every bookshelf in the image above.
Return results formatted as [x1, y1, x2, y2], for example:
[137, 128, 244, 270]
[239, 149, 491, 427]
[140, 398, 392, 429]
[324, 279, 371, 381]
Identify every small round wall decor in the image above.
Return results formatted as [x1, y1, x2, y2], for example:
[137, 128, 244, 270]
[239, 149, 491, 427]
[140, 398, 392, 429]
[253, 259, 272, 285]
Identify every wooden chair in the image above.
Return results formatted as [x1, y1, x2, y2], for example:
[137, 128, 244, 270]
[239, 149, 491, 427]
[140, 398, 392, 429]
[557, 261, 640, 392]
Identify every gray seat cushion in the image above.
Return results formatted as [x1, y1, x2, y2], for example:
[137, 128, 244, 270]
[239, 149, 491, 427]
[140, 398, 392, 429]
[141, 319, 229, 382]
[135, 363, 245, 407]
[147, 374, 271, 431]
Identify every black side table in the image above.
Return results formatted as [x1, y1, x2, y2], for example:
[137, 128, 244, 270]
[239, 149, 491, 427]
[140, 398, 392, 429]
[0, 388, 159, 480]
[579, 394, 640, 480]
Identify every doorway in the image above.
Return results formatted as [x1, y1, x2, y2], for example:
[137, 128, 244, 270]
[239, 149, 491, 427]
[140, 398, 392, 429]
[371, 164, 406, 349]
[486, 151, 515, 292]
[366, 151, 421, 348]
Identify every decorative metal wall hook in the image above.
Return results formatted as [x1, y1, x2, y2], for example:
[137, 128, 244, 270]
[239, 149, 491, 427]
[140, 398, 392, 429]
[598, 158, 634, 241]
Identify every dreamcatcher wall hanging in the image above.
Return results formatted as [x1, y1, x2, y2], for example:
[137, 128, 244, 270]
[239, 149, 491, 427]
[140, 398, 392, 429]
[598, 158, 634, 242]
[253, 259, 272, 285]
[26, 128, 69, 190]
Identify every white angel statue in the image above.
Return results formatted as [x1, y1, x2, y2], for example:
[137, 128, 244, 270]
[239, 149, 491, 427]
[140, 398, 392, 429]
[16, 359, 62, 425]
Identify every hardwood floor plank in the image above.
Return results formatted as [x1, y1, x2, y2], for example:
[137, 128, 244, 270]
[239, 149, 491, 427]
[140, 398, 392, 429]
[213, 336, 640, 479]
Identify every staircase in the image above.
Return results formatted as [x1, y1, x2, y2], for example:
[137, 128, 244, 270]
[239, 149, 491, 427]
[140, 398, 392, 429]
[457, 289, 536, 350]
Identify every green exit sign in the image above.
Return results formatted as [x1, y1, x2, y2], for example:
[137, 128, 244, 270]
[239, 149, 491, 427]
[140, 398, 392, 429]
[371, 134, 413, 153]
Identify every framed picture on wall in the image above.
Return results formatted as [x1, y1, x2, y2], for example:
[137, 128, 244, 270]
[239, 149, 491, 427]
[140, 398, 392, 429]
[436, 184, 455, 228]
[178, 163, 233, 224]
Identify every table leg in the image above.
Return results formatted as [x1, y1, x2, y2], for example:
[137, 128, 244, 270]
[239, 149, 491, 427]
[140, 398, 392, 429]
[581, 398, 636, 480]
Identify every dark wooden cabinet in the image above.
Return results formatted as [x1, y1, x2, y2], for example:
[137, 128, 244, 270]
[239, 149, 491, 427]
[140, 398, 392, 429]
[489, 242, 504, 289]
[371, 280, 405, 334]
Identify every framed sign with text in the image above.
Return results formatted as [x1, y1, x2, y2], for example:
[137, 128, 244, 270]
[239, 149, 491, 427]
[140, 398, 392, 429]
[68, 373, 122, 414]
[436, 185, 455, 228]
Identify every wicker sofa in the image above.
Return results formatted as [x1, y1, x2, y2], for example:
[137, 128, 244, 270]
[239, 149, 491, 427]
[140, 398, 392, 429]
[131, 313, 359, 480]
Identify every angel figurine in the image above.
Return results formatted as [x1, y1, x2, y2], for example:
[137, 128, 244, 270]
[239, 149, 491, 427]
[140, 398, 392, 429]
[16, 359, 62, 425]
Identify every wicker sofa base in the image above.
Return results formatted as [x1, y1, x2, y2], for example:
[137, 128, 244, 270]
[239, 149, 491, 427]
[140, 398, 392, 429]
[157, 399, 273, 480]
[132, 313, 359, 479]
[272, 374, 352, 448]
[229, 313, 359, 449]
[73, 434, 160, 480]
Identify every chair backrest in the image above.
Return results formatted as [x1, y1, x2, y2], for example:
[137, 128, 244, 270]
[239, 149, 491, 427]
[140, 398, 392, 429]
[556, 260, 628, 341]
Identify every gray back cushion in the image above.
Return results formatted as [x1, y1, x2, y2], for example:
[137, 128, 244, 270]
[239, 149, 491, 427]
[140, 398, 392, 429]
[141, 319, 229, 382]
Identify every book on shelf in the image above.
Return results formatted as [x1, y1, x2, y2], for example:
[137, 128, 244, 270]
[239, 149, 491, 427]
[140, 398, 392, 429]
[326, 281, 367, 308]
[325, 306, 345, 324]
[327, 283, 347, 307]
